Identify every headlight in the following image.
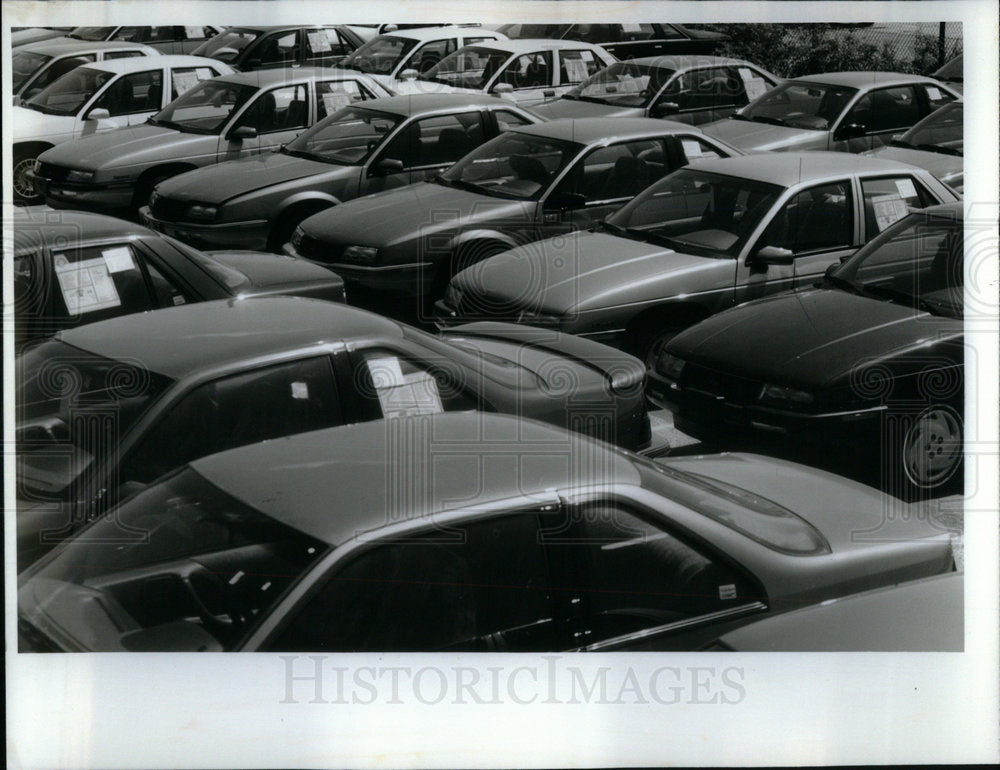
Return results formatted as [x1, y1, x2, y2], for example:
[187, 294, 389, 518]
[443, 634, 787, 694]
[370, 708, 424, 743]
[656, 352, 686, 381]
[758, 383, 815, 407]
[186, 204, 218, 222]
[516, 310, 562, 328]
[342, 245, 379, 265]
[65, 169, 95, 183]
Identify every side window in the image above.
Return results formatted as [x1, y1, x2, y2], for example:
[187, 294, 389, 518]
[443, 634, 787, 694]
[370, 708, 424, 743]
[142, 259, 191, 308]
[846, 86, 921, 133]
[111, 26, 149, 43]
[104, 50, 144, 61]
[669, 66, 744, 111]
[315, 80, 364, 120]
[678, 135, 727, 163]
[170, 67, 215, 100]
[121, 356, 342, 484]
[93, 69, 163, 115]
[268, 513, 557, 652]
[619, 23, 659, 41]
[497, 51, 553, 90]
[305, 28, 349, 60]
[494, 109, 534, 132]
[354, 348, 478, 417]
[49, 243, 155, 323]
[409, 39, 455, 73]
[553, 139, 665, 202]
[566, 24, 617, 44]
[559, 49, 602, 85]
[860, 176, 937, 235]
[238, 84, 309, 133]
[37, 55, 97, 89]
[921, 82, 956, 112]
[385, 112, 483, 168]
[760, 181, 853, 254]
[254, 31, 299, 67]
[730, 66, 772, 105]
[148, 27, 178, 43]
[652, 24, 685, 40]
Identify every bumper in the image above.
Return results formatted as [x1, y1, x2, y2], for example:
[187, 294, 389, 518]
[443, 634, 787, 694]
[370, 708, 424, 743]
[140, 207, 271, 251]
[283, 246, 432, 295]
[35, 176, 133, 213]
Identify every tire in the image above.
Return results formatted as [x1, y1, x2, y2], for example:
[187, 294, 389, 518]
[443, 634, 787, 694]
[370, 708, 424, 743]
[133, 174, 172, 218]
[628, 321, 689, 371]
[268, 204, 331, 254]
[13, 149, 43, 205]
[897, 404, 963, 495]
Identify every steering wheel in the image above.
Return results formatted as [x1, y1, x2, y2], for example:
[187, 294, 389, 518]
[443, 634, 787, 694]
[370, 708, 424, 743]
[182, 564, 252, 639]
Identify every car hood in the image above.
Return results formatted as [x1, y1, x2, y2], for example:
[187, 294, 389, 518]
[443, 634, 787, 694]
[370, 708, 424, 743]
[12, 105, 75, 141]
[702, 117, 828, 152]
[454, 230, 727, 314]
[299, 181, 534, 248]
[868, 145, 963, 191]
[208, 250, 344, 291]
[35, 123, 212, 171]
[157, 151, 348, 204]
[667, 287, 963, 388]
[532, 99, 641, 120]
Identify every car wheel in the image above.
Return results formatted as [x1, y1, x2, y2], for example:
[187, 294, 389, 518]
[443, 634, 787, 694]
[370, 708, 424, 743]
[899, 404, 963, 492]
[133, 174, 173, 217]
[13, 150, 42, 205]
[630, 323, 687, 371]
[268, 204, 331, 254]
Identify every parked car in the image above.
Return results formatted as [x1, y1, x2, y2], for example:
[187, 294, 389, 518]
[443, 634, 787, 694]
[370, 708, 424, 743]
[533, 55, 779, 125]
[702, 71, 960, 154]
[12, 27, 77, 48]
[336, 26, 506, 91]
[12, 211, 345, 351]
[17, 410, 956, 651]
[140, 94, 543, 252]
[190, 25, 364, 71]
[437, 153, 959, 364]
[14, 295, 650, 566]
[56, 26, 225, 54]
[32, 67, 394, 217]
[496, 23, 729, 60]
[397, 39, 617, 107]
[285, 117, 741, 304]
[12, 55, 234, 203]
[650, 203, 964, 495]
[13, 39, 161, 105]
[932, 54, 962, 92]
[707, 573, 963, 651]
[867, 100, 963, 193]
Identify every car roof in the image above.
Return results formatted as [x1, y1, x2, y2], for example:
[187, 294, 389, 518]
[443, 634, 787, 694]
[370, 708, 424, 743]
[464, 38, 607, 54]
[382, 25, 501, 42]
[14, 210, 151, 252]
[222, 25, 342, 34]
[82, 54, 225, 74]
[687, 151, 932, 187]
[627, 54, 764, 72]
[511, 116, 706, 144]
[358, 92, 533, 115]
[57, 296, 404, 379]
[212, 67, 370, 88]
[15, 39, 158, 56]
[793, 71, 942, 89]
[191, 411, 641, 546]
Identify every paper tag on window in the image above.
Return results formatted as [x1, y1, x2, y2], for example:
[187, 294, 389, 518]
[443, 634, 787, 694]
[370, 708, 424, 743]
[719, 584, 737, 600]
[926, 86, 943, 101]
[681, 139, 704, 158]
[367, 356, 404, 387]
[185, 26, 203, 39]
[895, 177, 918, 200]
[172, 295, 186, 305]
[54, 256, 122, 315]
[102, 246, 135, 273]
[322, 92, 352, 114]
[564, 57, 589, 83]
[291, 381, 309, 400]
[379, 371, 443, 417]
[872, 193, 909, 232]
[195, 67, 213, 80]
[622, 23, 642, 33]
[308, 31, 332, 53]
[744, 78, 768, 101]
[173, 71, 199, 95]
[737, 67, 753, 82]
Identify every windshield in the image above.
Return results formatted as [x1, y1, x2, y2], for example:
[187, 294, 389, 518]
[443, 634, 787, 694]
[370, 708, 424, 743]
[421, 47, 510, 88]
[17, 341, 175, 498]
[566, 61, 673, 108]
[340, 35, 417, 75]
[606, 169, 783, 257]
[285, 106, 402, 164]
[25, 65, 112, 115]
[934, 55, 962, 83]
[833, 212, 963, 318]
[894, 102, 963, 155]
[13, 50, 51, 91]
[440, 131, 581, 200]
[737, 80, 856, 131]
[150, 80, 258, 133]
[497, 24, 573, 39]
[67, 26, 115, 42]
[196, 28, 260, 62]
[18, 467, 329, 651]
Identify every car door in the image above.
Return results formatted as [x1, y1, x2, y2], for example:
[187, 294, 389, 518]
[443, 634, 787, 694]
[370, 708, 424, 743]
[222, 82, 311, 158]
[555, 48, 605, 97]
[491, 51, 556, 105]
[833, 85, 927, 152]
[735, 178, 859, 303]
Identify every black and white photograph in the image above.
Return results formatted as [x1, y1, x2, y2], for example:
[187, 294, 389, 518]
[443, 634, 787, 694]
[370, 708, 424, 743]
[4, 0, 999, 767]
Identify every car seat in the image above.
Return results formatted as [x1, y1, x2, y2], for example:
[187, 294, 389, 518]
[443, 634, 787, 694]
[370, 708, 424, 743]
[509, 154, 549, 186]
[436, 127, 473, 164]
[284, 98, 308, 128]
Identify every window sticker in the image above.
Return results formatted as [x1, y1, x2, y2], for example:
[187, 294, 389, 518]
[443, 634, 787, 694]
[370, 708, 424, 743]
[681, 139, 704, 158]
[102, 246, 136, 273]
[872, 193, 909, 232]
[291, 381, 310, 400]
[563, 57, 589, 83]
[895, 177, 918, 200]
[744, 77, 768, 101]
[195, 67, 213, 80]
[53, 255, 122, 314]
[184, 26, 203, 39]
[172, 295, 187, 305]
[308, 31, 333, 53]
[173, 70, 200, 95]
[366, 356, 443, 417]
[719, 584, 737, 600]
[622, 23, 642, 33]
[926, 86, 943, 101]
[322, 91, 352, 113]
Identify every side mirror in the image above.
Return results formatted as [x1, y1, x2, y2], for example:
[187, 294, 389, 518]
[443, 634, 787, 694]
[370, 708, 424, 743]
[399, 68, 419, 81]
[824, 262, 839, 277]
[228, 125, 258, 141]
[492, 82, 514, 98]
[652, 101, 679, 118]
[751, 245, 795, 265]
[370, 157, 404, 176]
[546, 191, 587, 210]
[85, 107, 111, 121]
[835, 122, 867, 140]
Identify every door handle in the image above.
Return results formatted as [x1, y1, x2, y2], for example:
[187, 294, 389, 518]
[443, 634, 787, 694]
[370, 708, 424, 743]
[543, 89, 555, 97]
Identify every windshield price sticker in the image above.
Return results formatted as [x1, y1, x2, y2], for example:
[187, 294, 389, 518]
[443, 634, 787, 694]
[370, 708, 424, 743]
[872, 193, 909, 232]
[185, 26, 203, 39]
[54, 255, 122, 315]
[195, 67, 213, 80]
[926, 86, 943, 101]
[895, 178, 918, 200]
[564, 57, 590, 83]
[622, 23, 642, 33]
[290, 381, 310, 400]
[681, 139, 705, 158]
[308, 31, 333, 53]
[102, 246, 136, 273]
[366, 357, 444, 417]
[322, 92, 353, 113]
[744, 78, 768, 101]
[173, 71, 200, 95]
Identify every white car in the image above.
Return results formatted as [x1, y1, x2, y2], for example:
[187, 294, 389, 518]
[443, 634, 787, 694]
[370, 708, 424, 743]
[13, 39, 161, 105]
[396, 39, 617, 107]
[13, 55, 234, 202]
[52, 26, 226, 54]
[337, 25, 506, 91]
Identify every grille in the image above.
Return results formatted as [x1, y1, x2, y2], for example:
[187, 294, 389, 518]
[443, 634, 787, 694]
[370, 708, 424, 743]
[295, 232, 342, 262]
[149, 195, 190, 222]
[35, 162, 68, 182]
[681, 364, 762, 405]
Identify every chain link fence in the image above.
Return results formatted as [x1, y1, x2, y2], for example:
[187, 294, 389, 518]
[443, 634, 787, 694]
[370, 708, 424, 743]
[689, 23, 962, 79]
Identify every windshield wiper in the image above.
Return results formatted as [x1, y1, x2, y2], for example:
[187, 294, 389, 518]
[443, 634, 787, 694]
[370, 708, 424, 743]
[914, 143, 962, 157]
[888, 137, 914, 149]
[859, 282, 942, 315]
[281, 145, 319, 161]
[745, 115, 787, 127]
[822, 272, 865, 295]
[593, 219, 625, 234]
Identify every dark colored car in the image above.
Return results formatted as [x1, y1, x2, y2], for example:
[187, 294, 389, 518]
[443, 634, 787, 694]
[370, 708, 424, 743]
[15, 296, 648, 566]
[32, 67, 393, 217]
[437, 153, 958, 364]
[12, 211, 345, 351]
[650, 203, 964, 495]
[533, 55, 779, 125]
[932, 54, 962, 92]
[60, 26, 224, 54]
[868, 100, 963, 193]
[139, 94, 542, 252]
[496, 23, 729, 60]
[190, 26, 364, 70]
[285, 117, 741, 303]
[17, 411, 955, 652]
